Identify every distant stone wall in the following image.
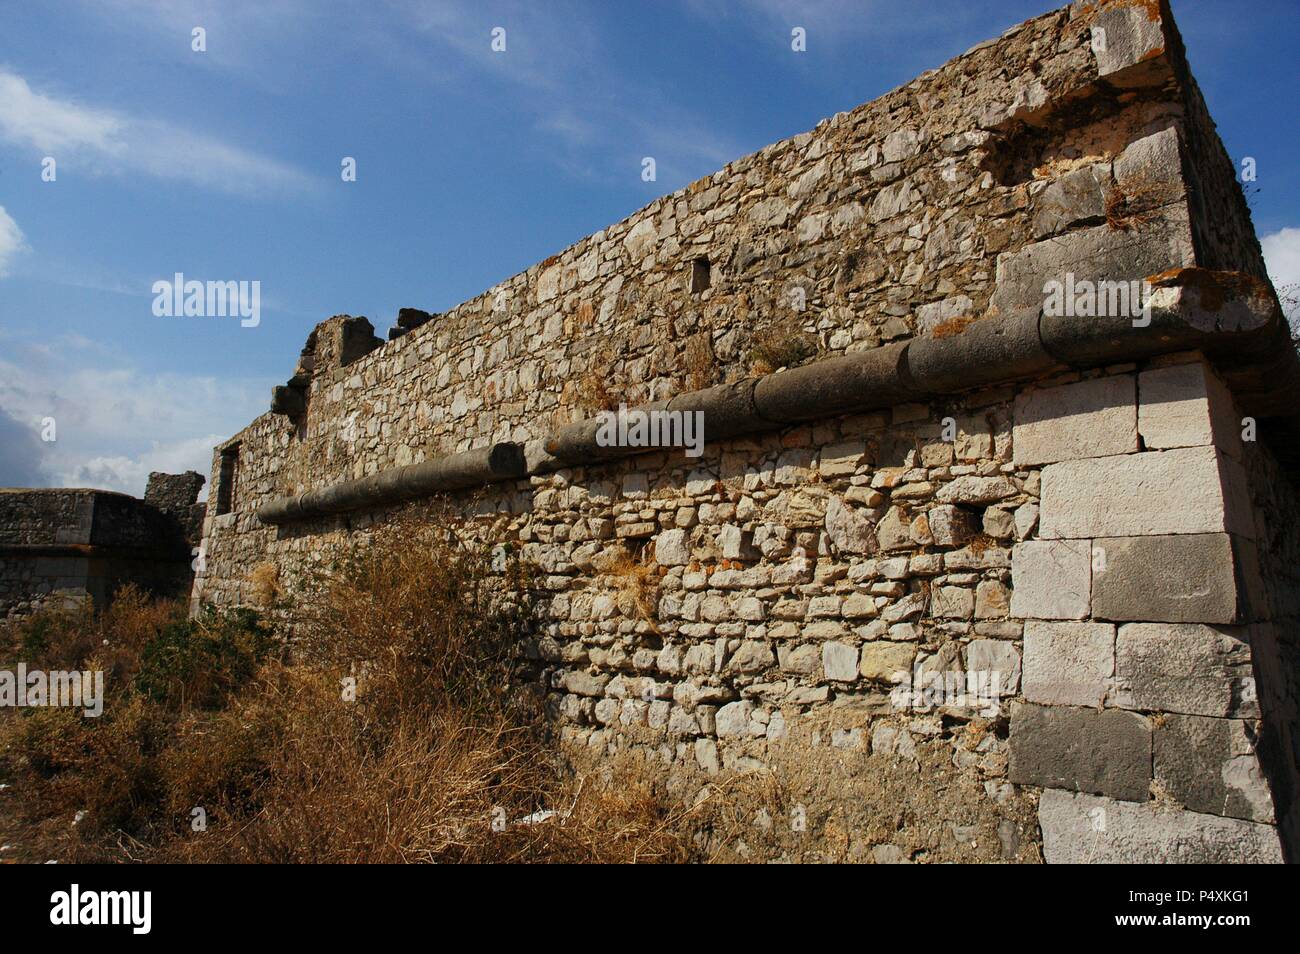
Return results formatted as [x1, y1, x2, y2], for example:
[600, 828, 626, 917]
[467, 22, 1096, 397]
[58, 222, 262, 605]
[0, 476, 205, 619]
[195, 1, 1298, 862]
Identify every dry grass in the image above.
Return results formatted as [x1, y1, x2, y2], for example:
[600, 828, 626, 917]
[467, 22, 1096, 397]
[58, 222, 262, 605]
[573, 346, 619, 413]
[748, 322, 816, 376]
[0, 509, 693, 864]
[247, 562, 282, 610]
[606, 549, 661, 630]
[683, 332, 718, 392]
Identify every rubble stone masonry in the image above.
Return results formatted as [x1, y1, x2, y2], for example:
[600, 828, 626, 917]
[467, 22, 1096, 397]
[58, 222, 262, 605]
[194, 1, 1300, 862]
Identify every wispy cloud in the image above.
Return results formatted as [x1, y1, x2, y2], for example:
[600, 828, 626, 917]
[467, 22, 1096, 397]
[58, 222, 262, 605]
[0, 206, 26, 277]
[0, 68, 315, 195]
[0, 332, 268, 496]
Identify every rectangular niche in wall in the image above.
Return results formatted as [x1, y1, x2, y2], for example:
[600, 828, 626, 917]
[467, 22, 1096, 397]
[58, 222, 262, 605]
[690, 257, 711, 294]
[216, 444, 241, 516]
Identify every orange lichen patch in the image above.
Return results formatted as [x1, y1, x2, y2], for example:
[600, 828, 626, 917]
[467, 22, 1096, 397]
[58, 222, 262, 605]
[539, 253, 560, 269]
[1145, 267, 1276, 313]
[931, 315, 980, 339]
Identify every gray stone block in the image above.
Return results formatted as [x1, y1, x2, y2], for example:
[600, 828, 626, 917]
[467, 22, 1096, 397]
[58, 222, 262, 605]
[1008, 701, 1151, 802]
[1154, 714, 1275, 823]
[1114, 128, 1186, 212]
[1092, 533, 1240, 624]
[993, 209, 1193, 317]
[1113, 623, 1254, 718]
[1138, 361, 1241, 455]
[1023, 621, 1114, 708]
[1038, 789, 1282, 864]
[1010, 540, 1091, 619]
[1013, 374, 1136, 466]
[1090, 4, 1168, 85]
[1031, 163, 1108, 239]
[1039, 446, 1243, 540]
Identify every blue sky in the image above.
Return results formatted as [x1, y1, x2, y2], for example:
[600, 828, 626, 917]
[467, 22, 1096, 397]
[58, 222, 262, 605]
[1, 0, 1297, 496]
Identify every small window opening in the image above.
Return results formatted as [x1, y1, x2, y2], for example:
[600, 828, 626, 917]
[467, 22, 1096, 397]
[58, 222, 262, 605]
[216, 444, 241, 515]
[690, 256, 711, 293]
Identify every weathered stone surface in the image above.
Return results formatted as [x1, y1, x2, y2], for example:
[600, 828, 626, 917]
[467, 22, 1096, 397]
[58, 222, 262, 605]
[1114, 129, 1186, 210]
[1090, 2, 1168, 82]
[1009, 702, 1150, 802]
[822, 641, 860, 682]
[730, 640, 775, 673]
[1038, 790, 1281, 864]
[1031, 164, 1108, 239]
[1092, 534, 1240, 624]
[1010, 540, 1090, 619]
[654, 528, 691, 566]
[935, 476, 1017, 506]
[1022, 621, 1114, 708]
[992, 211, 1192, 316]
[859, 641, 915, 683]
[931, 585, 974, 619]
[562, 670, 610, 697]
[965, 639, 1021, 695]
[1155, 714, 1275, 823]
[1138, 361, 1241, 454]
[974, 579, 1009, 619]
[1113, 623, 1254, 718]
[714, 700, 752, 738]
[873, 505, 911, 551]
[928, 504, 977, 546]
[1012, 375, 1137, 466]
[824, 496, 878, 555]
[1038, 447, 1240, 539]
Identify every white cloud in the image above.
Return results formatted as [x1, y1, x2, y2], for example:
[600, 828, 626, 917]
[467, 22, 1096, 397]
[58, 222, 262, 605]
[0, 335, 267, 498]
[0, 68, 313, 195]
[1261, 227, 1300, 328]
[0, 206, 27, 277]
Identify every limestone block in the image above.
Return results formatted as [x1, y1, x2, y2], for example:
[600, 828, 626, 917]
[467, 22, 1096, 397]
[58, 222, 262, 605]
[1038, 790, 1281, 864]
[965, 639, 1021, 695]
[1008, 702, 1151, 802]
[1039, 447, 1245, 539]
[729, 640, 775, 673]
[1091, 534, 1240, 624]
[859, 641, 915, 683]
[931, 585, 974, 619]
[654, 528, 691, 566]
[822, 641, 860, 682]
[1138, 362, 1241, 456]
[1031, 163, 1108, 239]
[1010, 540, 1090, 619]
[825, 496, 879, 555]
[934, 476, 1017, 506]
[1012, 375, 1137, 466]
[819, 441, 866, 476]
[992, 211, 1192, 315]
[1113, 623, 1254, 718]
[714, 700, 752, 738]
[928, 504, 977, 546]
[1090, 3, 1168, 84]
[1154, 714, 1275, 823]
[1022, 621, 1114, 708]
[1114, 128, 1186, 209]
[974, 579, 1009, 619]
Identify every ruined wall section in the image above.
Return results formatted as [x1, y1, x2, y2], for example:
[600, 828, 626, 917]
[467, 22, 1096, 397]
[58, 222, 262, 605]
[0, 485, 200, 619]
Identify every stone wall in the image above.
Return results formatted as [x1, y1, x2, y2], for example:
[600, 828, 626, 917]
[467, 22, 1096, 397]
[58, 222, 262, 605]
[0, 477, 204, 619]
[194, 0, 1298, 862]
